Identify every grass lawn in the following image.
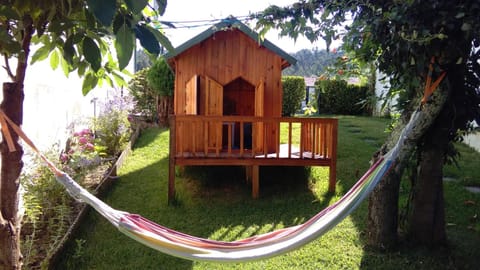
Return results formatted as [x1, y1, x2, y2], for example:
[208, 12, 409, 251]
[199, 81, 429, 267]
[55, 116, 480, 269]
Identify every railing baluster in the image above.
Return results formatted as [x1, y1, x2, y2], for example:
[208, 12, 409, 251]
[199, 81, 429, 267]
[300, 121, 304, 159]
[227, 122, 232, 156]
[263, 121, 268, 157]
[276, 121, 280, 158]
[323, 122, 328, 158]
[312, 122, 316, 159]
[240, 121, 244, 157]
[288, 121, 292, 158]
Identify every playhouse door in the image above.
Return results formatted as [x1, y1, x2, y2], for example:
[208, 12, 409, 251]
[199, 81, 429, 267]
[253, 80, 264, 153]
[205, 76, 223, 153]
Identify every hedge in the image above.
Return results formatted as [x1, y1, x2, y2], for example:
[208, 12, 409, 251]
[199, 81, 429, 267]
[315, 79, 371, 115]
[282, 76, 306, 116]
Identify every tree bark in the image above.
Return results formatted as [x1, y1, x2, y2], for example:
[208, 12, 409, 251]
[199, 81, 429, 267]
[367, 84, 450, 250]
[0, 82, 25, 270]
[408, 102, 451, 247]
[0, 15, 32, 270]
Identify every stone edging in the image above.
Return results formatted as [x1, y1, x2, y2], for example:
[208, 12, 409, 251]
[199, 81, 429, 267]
[46, 126, 141, 268]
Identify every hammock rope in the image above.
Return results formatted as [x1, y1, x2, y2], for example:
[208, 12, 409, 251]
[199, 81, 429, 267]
[0, 107, 422, 262]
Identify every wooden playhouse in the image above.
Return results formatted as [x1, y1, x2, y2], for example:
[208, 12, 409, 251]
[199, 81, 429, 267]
[166, 17, 338, 201]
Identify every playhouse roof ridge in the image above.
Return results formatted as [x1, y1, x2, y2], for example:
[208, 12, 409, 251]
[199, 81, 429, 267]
[164, 16, 296, 68]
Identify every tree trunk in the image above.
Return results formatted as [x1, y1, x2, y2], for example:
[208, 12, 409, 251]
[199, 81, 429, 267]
[367, 84, 450, 250]
[367, 169, 402, 249]
[0, 15, 32, 270]
[408, 103, 450, 246]
[0, 82, 25, 270]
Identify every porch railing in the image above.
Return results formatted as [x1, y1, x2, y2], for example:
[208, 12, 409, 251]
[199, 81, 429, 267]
[168, 115, 338, 201]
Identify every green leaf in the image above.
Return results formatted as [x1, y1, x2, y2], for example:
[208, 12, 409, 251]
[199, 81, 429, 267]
[112, 71, 127, 87]
[31, 45, 52, 64]
[77, 62, 87, 77]
[63, 35, 76, 64]
[105, 75, 114, 87]
[86, 0, 116, 26]
[461, 22, 471, 32]
[50, 49, 59, 70]
[113, 13, 132, 34]
[155, 0, 167, 16]
[147, 25, 174, 53]
[82, 36, 101, 72]
[115, 23, 134, 70]
[60, 55, 70, 77]
[124, 0, 148, 14]
[134, 24, 160, 55]
[0, 6, 20, 20]
[82, 72, 98, 95]
[0, 33, 21, 56]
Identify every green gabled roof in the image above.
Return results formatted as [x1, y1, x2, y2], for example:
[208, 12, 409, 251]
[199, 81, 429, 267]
[165, 17, 296, 68]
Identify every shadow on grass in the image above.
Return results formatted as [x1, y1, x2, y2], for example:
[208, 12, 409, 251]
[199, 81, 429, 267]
[337, 116, 480, 269]
[55, 128, 335, 269]
[55, 122, 480, 269]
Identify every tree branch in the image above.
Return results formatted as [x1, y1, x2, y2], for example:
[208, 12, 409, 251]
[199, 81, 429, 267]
[3, 54, 15, 81]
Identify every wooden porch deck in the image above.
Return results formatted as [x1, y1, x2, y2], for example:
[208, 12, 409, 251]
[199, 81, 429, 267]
[169, 116, 338, 202]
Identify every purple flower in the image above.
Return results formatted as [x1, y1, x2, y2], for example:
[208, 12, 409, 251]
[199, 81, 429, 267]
[80, 129, 91, 136]
[84, 143, 95, 151]
[78, 136, 89, 145]
[60, 153, 69, 163]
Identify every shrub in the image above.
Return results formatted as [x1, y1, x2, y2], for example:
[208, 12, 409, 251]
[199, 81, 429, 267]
[315, 79, 371, 115]
[282, 76, 306, 116]
[93, 90, 133, 157]
[128, 69, 157, 122]
[147, 57, 174, 97]
[146, 57, 174, 126]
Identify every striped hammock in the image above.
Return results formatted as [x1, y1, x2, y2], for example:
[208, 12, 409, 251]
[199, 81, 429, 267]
[0, 109, 421, 262]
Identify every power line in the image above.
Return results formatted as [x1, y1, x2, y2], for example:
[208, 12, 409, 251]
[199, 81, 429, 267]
[154, 14, 255, 30]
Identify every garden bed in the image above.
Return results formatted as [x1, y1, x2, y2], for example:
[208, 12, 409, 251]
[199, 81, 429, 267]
[45, 126, 141, 268]
[20, 126, 141, 269]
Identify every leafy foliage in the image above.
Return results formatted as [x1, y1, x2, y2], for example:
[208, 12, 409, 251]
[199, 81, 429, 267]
[128, 69, 157, 121]
[93, 91, 133, 157]
[315, 79, 370, 115]
[0, 0, 174, 94]
[21, 147, 76, 269]
[147, 57, 174, 97]
[255, 0, 480, 125]
[255, 0, 480, 248]
[281, 76, 306, 116]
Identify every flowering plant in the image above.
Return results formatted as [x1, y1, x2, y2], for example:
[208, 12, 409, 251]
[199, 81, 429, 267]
[93, 89, 133, 157]
[60, 128, 101, 173]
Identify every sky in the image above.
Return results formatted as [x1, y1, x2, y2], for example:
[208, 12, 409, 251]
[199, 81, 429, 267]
[160, 0, 329, 53]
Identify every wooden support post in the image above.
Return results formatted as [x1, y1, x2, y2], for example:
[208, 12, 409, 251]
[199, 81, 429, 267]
[328, 120, 338, 193]
[245, 165, 252, 184]
[252, 165, 259, 199]
[328, 164, 336, 193]
[168, 116, 176, 204]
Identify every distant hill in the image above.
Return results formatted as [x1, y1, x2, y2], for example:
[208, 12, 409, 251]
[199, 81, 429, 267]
[283, 48, 341, 77]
